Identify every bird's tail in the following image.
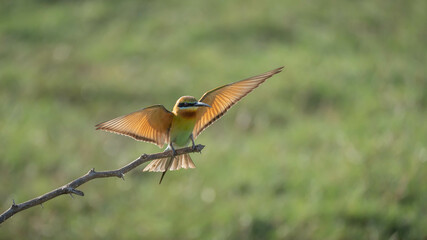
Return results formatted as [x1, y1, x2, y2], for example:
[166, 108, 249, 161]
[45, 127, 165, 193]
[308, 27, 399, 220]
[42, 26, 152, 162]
[143, 154, 196, 183]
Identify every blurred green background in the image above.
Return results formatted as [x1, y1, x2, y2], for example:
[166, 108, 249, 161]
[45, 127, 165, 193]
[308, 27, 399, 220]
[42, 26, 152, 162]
[1, 0, 427, 239]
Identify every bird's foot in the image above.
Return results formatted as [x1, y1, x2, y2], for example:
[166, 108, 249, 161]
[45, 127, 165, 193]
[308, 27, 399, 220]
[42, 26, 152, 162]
[170, 145, 177, 156]
[190, 134, 197, 151]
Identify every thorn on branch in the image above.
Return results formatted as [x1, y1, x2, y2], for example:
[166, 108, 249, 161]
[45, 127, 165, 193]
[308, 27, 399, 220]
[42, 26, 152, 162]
[66, 187, 84, 197]
[119, 173, 125, 181]
[11, 199, 17, 209]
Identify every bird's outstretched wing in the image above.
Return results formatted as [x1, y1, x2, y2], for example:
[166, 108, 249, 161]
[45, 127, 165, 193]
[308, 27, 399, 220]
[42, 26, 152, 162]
[95, 105, 174, 147]
[193, 66, 284, 138]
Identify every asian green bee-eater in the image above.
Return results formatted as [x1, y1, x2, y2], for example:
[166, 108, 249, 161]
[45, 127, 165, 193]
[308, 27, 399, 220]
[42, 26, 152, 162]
[95, 66, 283, 183]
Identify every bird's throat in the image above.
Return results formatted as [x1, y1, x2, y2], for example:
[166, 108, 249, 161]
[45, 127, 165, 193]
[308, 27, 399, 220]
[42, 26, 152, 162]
[177, 109, 197, 119]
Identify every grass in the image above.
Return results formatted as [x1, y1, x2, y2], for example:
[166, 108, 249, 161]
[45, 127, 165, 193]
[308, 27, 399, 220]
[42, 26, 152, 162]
[1, 0, 427, 239]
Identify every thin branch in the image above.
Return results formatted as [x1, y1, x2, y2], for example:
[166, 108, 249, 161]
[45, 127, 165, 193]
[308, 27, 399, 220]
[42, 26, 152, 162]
[0, 144, 205, 225]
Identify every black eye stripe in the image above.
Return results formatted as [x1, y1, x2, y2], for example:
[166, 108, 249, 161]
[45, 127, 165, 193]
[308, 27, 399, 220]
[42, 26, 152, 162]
[178, 102, 195, 108]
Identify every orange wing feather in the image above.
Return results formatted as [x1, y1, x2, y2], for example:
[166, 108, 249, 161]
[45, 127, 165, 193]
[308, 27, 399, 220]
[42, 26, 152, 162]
[95, 105, 174, 147]
[193, 67, 284, 138]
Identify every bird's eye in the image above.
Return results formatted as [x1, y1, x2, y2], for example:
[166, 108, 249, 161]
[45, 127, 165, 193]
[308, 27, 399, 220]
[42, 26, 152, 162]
[178, 102, 195, 108]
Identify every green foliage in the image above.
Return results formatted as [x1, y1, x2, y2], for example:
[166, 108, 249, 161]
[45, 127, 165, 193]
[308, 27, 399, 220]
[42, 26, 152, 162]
[1, 0, 427, 239]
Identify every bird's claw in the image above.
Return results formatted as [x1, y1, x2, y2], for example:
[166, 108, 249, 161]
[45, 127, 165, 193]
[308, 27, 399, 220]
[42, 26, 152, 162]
[190, 134, 197, 151]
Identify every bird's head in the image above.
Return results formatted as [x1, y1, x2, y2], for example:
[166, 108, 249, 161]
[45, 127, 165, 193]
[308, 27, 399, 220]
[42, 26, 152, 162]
[173, 96, 211, 114]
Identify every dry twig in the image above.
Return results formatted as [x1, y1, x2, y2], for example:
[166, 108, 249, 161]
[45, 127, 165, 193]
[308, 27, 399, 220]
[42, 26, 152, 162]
[0, 144, 205, 225]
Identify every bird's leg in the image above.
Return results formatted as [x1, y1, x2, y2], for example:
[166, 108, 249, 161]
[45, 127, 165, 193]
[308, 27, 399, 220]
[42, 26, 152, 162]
[190, 133, 196, 150]
[170, 143, 177, 156]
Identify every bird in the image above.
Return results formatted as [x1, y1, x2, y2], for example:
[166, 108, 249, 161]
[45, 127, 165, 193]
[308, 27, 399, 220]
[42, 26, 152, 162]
[95, 66, 284, 183]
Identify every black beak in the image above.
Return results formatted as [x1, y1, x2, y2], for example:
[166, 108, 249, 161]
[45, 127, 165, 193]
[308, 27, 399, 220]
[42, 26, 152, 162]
[194, 102, 212, 108]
